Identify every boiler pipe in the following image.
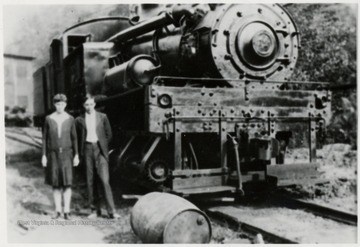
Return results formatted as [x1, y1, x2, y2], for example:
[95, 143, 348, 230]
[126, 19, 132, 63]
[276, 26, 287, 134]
[106, 12, 174, 43]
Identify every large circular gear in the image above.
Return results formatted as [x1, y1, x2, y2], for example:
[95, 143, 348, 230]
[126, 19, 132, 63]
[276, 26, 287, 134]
[145, 159, 169, 183]
[210, 4, 299, 83]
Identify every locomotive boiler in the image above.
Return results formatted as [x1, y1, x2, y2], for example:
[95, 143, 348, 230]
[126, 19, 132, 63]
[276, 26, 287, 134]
[33, 4, 331, 196]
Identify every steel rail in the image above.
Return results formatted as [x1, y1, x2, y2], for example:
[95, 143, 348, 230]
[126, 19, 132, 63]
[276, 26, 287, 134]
[271, 195, 357, 226]
[7, 128, 42, 145]
[5, 134, 42, 149]
[205, 209, 298, 244]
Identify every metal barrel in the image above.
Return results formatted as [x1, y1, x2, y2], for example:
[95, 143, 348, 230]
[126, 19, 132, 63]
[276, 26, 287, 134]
[130, 192, 212, 243]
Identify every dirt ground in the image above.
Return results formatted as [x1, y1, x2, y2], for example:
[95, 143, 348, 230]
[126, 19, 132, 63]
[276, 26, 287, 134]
[5, 128, 357, 243]
[279, 144, 357, 213]
[6, 141, 141, 243]
[208, 205, 357, 243]
[6, 128, 241, 244]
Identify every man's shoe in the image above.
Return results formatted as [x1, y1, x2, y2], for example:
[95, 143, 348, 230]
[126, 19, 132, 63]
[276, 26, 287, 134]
[64, 213, 71, 220]
[108, 213, 120, 219]
[87, 210, 101, 219]
[51, 212, 61, 219]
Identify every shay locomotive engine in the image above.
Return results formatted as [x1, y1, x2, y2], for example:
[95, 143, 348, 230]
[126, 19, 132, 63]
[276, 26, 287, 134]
[33, 4, 331, 196]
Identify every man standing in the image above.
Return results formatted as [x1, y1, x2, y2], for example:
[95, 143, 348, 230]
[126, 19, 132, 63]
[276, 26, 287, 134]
[76, 95, 119, 219]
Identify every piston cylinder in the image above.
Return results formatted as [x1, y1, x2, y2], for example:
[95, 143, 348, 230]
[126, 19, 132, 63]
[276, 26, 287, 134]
[130, 192, 212, 243]
[102, 55, 159, 95]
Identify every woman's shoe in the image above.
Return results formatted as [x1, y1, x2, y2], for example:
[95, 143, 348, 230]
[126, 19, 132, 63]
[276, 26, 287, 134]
[64, 213, 71, 220]
[51, 212, 61, 219]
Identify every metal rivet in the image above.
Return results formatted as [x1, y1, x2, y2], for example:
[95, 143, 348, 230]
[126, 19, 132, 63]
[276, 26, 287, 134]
[224, 54, 232, 60]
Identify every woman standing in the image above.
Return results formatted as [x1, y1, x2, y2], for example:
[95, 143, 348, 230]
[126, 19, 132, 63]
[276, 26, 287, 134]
[42, 94, 79, 220]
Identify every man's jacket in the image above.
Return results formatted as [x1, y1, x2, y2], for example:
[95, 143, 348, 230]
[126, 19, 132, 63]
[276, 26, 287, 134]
[75, 111, 112, 161]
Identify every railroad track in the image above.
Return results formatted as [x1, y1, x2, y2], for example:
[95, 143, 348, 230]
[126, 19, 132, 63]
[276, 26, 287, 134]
[6, 128, 42, 149]
[7, 128, 42, 144]
[270, 195, 357, 226]
[6, 134, 42, 149]
[200, 193, 357, 244]
[205, 208, 298, 244]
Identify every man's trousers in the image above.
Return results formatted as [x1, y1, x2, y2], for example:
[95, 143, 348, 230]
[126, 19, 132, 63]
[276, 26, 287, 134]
[84, 142, 115, 214]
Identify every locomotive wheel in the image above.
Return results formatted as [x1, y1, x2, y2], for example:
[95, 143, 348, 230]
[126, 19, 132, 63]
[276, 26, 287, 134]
[116, 154, 142, 180]
[145, 159, 169, 183]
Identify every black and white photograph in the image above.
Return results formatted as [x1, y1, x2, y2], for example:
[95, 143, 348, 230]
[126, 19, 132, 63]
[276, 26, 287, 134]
[2, 1, 358, 244]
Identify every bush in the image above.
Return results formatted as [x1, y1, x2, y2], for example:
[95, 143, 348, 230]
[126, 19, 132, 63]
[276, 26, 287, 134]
[5, 106, 32, 127]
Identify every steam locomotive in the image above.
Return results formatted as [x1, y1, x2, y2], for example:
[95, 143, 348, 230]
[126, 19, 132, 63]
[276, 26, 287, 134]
[33, 4, 331, 196]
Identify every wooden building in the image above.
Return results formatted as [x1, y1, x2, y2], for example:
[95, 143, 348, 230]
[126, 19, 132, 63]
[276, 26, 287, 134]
[4, 53, 35, 113]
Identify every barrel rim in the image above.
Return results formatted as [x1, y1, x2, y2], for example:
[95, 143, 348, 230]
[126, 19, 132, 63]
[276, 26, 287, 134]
[162, 208, 212, 243]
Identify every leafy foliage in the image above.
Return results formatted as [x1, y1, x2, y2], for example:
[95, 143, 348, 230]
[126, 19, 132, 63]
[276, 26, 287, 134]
[287, 4, 357, 147]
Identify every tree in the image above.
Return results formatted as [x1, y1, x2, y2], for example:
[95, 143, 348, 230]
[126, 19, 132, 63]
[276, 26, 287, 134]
[287, 4, 357, 147]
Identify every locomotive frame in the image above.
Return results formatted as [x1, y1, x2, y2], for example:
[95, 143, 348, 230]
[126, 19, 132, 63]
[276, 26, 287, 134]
[33, 3, 331, 197]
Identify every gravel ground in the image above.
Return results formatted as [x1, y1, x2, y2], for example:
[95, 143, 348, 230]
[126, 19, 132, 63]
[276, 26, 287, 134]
[6, 131, 141, 243]
[5, 128, 241, 244]
[207, 205, 357, 243]
[278, 144, 357, 213]
[6, 128, 357, 243]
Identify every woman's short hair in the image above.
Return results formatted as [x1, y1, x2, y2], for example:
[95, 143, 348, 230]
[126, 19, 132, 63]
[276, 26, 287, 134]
[53, 94, 67, 103]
